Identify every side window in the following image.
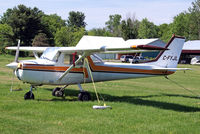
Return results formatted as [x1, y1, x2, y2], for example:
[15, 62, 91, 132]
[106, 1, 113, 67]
[64, 54, 70, 65]
[64, 54, 83, 65]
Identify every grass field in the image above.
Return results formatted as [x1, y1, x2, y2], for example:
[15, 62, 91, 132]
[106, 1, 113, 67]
[1, 55, 200, 134]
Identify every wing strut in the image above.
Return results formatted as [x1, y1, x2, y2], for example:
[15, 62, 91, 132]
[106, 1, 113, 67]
[58, 52, 86, 81]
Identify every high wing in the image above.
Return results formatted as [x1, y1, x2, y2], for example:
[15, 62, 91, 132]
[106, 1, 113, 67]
[6, 46, 165, 55]
[58, 45, 167, 55]
[6, 47, 48, 52]
[6, 36, 167, 55]
[58, 35, 167, 54]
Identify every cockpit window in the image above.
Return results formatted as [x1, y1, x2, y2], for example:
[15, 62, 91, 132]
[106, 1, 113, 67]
[40, 47, 60, 61]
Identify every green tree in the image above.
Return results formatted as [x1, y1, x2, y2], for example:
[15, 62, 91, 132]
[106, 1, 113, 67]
[0, 5, 46, 46]
[0, 24, 14, 54]
[72, 27, 86, 46]
[158, 23, 173, 43]
[67, 11, 87, 28]
[138, 18, 158, 38]
[41, 14, 66, 45]
[32, 33, 50, 47]
[105, 14, 122, 36]
[188, 0, 200, 39]
[88, 28, 112, 36]
[55, 27, 85, 47]
[171, 12, 190, 39]
[41, 14, 66, 36]
[55, 27, 71, 46]
[121, 18, 140, 40]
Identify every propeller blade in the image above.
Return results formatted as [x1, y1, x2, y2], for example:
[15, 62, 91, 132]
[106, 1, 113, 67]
[10, 70, 15, 92]
[9, 39, 20, 92]
[14, 40, 20, 63]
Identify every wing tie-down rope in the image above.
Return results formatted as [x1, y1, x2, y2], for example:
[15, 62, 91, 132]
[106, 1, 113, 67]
[165, 76, 200, 98]
[84, 58, 111, 109]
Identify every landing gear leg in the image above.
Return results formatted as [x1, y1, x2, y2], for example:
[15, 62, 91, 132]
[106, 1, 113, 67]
[77, 84, 91, 101]
[24, 86, 35, 100]
[52, 85, 68, 97]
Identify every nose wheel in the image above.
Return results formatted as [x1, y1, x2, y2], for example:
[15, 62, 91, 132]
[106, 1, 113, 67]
[24, 91, 34, 100]
[24, 86, 35, 100]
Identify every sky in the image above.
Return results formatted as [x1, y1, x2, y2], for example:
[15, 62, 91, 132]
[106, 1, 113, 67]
[0, 0, 194, 30]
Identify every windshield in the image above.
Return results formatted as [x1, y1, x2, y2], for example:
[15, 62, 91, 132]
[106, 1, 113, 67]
[40, 47, 60, 61]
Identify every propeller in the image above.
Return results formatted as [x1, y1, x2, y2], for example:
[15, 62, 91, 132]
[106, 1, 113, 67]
[9, 40, 20, 92]
[14, 40, 20, 62]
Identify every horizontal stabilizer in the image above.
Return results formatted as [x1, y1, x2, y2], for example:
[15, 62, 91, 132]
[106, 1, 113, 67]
[153, 68, 191, 71]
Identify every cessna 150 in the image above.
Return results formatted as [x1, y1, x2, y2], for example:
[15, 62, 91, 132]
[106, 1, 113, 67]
[6, 34, 189, 101]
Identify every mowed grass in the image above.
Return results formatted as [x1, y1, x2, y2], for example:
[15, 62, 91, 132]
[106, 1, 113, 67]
[1, 55, 200, 134]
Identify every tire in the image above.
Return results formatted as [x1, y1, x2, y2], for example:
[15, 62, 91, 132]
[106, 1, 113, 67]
[52, 87, 61, 96]
[78, 91, 91, 101]
[52, 87, 64, 97]
[24, 91, 34, 100]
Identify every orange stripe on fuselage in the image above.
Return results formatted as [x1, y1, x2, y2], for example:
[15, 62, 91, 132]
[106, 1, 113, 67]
[22, 64, 89, 78]
[21, 57, 173, 79]
[87, 57, 174, 75]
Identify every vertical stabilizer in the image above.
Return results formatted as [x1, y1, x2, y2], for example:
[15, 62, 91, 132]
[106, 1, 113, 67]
[147, 35, 185, 68]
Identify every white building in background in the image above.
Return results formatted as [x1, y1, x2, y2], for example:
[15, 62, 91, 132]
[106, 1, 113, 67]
[180, 40, 200, 64]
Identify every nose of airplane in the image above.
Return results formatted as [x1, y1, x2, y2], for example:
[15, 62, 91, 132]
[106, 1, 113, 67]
[6, 62, 19, 70]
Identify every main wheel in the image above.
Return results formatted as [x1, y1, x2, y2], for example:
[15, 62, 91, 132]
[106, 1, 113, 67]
[52, 87, 64, 97]
[78, 91, 91, 101]
[24, 91, 34, 100]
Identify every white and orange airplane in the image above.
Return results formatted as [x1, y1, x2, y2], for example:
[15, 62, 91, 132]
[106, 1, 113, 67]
[6, 34, 189, 101]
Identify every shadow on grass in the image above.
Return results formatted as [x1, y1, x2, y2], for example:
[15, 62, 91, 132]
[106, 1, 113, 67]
[39, 88, 200, 112]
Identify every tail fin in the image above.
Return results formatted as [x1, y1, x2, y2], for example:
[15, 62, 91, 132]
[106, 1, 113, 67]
[147, 35, 185, 68]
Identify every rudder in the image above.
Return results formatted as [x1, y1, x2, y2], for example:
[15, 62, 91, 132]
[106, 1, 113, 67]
[147, 35, 185, 68]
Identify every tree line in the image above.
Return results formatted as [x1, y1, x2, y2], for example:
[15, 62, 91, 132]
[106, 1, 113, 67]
[91, 0, 200, 42]
[0, 5, 87, 54]
[0, 0, 200, 55]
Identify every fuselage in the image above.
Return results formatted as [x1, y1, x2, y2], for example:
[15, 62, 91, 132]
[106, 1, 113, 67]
[14, 56, 174, 86]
